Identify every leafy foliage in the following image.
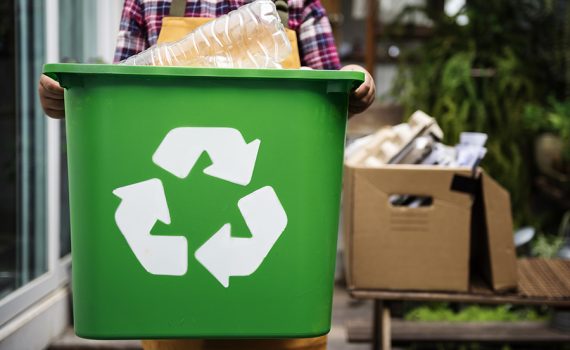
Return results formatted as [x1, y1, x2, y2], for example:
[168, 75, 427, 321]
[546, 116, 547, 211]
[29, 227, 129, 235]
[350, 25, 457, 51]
[524, 98, 570, 163]
[404, 303, 546, 322]
[390, 0, 570, 227]
[531, 233, 565, 258]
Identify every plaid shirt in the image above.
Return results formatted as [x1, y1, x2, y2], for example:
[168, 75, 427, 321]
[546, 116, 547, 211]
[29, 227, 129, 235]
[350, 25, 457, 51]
[114, 0, 341, 70]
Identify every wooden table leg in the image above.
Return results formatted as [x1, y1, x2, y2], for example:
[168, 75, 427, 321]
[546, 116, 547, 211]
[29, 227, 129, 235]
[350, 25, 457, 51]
[372, 300, 391, 350]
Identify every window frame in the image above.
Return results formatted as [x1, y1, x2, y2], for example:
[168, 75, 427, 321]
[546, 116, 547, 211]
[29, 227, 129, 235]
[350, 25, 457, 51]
[0, 1, 124, 346]
[0, 0, 71, 333]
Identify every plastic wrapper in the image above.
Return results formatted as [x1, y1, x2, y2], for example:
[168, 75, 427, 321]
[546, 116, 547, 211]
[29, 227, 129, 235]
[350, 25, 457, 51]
[121, 0, 292, 68]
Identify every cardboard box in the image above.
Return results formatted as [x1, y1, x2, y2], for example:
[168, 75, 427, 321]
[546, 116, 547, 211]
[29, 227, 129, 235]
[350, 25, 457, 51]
[343, 164, 517, 293]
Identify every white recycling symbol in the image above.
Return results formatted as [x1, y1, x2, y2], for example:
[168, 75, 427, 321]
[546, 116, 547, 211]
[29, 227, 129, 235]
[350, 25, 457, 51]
[112, 127, 288, 287]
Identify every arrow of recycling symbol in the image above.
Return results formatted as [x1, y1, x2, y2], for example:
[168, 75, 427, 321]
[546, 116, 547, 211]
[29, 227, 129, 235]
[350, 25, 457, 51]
[195, 186, 287, 287]
[113, 127, 288, 287]
[113, 178, 187, 276]
[152, 127, 261, 186]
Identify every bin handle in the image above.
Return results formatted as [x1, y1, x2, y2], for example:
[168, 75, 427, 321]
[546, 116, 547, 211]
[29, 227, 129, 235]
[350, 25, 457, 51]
[44, 72, 58, 82]
[43, 71, 67, 88]
[327, 79, 363, 94]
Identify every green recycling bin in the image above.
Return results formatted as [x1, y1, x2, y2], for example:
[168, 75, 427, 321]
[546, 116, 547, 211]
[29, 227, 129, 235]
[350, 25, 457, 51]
[43, 63, 363, 339]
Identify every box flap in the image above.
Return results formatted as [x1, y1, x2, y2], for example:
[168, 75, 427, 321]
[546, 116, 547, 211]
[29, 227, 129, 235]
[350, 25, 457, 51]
[481, 172, 518, 291]
[347, 165, 474, 208]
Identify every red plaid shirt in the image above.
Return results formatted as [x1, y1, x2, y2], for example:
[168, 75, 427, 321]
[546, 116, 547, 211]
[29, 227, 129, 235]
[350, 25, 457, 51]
[114, 0, 341, 69]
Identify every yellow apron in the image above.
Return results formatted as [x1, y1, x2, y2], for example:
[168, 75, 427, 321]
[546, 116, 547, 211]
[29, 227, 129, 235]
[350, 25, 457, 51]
[142, 337, 327, 350]
[141, 7, 325, 350]
[156, 16, 301, 69]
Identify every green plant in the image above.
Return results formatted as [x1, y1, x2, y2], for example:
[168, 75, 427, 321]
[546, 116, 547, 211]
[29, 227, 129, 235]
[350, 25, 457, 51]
[390, 0, 570, 227]
[407, 344, 512, 350]
[531, 233, 565, 258]
[524, 98, 570, 163]
[404, 303, 546, 323]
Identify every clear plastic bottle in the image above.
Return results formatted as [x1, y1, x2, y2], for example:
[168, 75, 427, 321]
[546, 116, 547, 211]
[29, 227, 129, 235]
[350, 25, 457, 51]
[121, 0, 292, 69]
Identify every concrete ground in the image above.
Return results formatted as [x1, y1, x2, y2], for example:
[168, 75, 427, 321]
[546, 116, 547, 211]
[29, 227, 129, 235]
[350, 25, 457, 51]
[328, 285, 373, 350]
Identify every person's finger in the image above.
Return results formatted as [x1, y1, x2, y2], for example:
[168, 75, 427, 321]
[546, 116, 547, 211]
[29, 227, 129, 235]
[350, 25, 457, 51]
[349, 91, 372, 107]
[349, 88, 375, 114]
[40, 98, 65, 117]
[365, 85, 375, 105]
[40, 83, 64, 100]
[39, 78, 64, 102]
[348, 105, 366, 114]
[44, 108, 65, 119]
[40, 86, 64, 100]
[40, 75, 64, 95]
[352, 83, 371, 100]
[369, 78, 376, 97]
[353, 72, 374, 98]
[40, 95, 65, 110]
[40, 79, 64, 96]
[353, 74, 370, 95]
[363, 80, 376, 105]
[349, 99, 366, 109]
[348, 97, 369, 111]
[352, 84, 369, 99]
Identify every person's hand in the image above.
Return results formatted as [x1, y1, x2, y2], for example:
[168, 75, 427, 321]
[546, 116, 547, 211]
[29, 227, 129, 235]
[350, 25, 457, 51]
[39, 74, 65, 118]
[340, 64, 375, 116]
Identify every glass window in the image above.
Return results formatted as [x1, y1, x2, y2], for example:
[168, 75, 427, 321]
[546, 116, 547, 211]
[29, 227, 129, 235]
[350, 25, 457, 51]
[0, 0, 17, 299]
[0, 0, 47, 299]
[59, 1, 99, 63]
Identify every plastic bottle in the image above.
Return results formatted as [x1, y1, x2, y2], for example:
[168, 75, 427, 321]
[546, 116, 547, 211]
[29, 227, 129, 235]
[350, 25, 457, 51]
[121, 0, 292, 69]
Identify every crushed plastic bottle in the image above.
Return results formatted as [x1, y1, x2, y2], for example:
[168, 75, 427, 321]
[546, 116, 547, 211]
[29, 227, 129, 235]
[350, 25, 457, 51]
[121, 0, 292, 69]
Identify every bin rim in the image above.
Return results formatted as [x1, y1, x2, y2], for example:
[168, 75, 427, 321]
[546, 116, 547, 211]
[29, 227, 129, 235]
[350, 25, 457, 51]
[43, 63, 364, 84]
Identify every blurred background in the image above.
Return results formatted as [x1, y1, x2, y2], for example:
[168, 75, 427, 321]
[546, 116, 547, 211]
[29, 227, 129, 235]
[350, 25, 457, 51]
[0, 0, 569, 349]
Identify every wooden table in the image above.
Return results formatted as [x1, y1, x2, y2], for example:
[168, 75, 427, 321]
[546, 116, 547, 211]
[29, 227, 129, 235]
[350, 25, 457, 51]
[348, 259, 570, 350]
